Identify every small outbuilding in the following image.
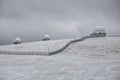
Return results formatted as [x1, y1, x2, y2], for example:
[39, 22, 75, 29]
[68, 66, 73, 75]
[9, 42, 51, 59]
[90, 26, 106, 37]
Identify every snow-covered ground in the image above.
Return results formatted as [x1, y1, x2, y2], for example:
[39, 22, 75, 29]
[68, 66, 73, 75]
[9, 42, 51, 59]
[0, 37, 120, 80]
[62, 37, 120, 59]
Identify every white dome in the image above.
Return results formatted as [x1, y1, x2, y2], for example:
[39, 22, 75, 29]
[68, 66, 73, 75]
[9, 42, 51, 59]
[93, 26, 106, 33]
[43, 34, 50, 40]
[14, 37, 22, 44]
[44, 35, 50, 38]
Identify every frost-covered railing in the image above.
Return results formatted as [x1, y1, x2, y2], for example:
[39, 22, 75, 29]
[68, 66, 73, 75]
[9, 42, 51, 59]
[0, 40, 71, 55]
[49, 35, 93, 55]
[0, 36, 94, 55]
[0, 50, 48, 55]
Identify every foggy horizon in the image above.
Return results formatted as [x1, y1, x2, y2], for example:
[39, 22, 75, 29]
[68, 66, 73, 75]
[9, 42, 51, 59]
[0, 0, 120, 45]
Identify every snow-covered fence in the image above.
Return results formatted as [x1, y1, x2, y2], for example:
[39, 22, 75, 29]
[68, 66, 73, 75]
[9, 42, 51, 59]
[0, 50, 50, 55]
[49, 36, 94, 55]
[0, 40, 70, 55]
[49, 41, 71, 55]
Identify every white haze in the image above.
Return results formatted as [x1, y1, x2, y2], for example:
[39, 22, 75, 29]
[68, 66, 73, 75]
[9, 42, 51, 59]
[0, 0, 120, 45]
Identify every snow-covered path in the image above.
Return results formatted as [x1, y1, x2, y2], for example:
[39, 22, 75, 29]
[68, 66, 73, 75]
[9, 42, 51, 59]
[0, 37, 120, 80]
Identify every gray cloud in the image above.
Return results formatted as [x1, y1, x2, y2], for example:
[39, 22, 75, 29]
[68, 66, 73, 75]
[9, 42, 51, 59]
[0, 0, 120, 45]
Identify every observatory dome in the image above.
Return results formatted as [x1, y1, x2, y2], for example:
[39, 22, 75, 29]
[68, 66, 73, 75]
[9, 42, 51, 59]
[43, 34, 50, 41]
[93, 26, 106, 34]
[14, 37, 22, 44]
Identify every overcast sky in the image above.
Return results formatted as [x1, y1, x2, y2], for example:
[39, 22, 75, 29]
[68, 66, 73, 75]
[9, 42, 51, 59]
[0, 0, 120, 45]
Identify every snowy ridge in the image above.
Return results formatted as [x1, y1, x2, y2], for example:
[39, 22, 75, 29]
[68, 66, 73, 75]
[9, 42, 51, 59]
[0, 36, 93, 55]
[1, 36, 118, 56]
[0, 39, 71, 55]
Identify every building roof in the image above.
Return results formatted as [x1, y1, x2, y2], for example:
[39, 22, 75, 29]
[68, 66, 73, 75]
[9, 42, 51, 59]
[43, 34, 50, 40]
[14, 37, 22, 43]
[93, 26, 106, 33]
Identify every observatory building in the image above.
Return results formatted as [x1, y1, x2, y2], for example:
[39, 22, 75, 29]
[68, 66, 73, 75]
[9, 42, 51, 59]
[42, 34, 50, 41]
[90, 26, 106, 37]
[14, 37, 22, 44]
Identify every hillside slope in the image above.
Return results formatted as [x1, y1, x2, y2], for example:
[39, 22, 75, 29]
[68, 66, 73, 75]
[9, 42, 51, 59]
[0, 39, 71, 55]
[61, 37, 120, 59]
[0, 37, 120, 80]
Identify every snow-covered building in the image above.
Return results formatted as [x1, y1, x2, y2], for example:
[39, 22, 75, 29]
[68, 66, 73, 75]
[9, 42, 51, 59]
[90, 26, 106, 37]
[13, 37, 22, 44]
[42, 34, 50, 41]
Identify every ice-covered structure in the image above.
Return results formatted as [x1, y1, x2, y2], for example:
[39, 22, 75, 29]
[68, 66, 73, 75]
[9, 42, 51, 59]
[13, 37, 22, 44]
[42, 34, 50, 41]
[90, 26, 106, 37]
